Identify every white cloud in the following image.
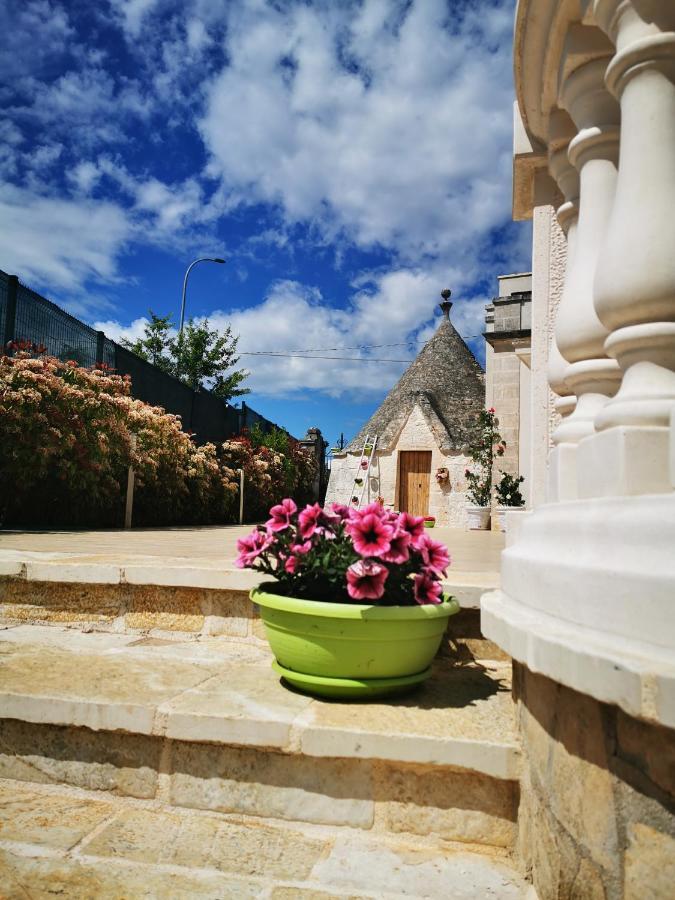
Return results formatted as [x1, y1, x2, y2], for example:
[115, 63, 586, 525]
[200, 0, 516, 262]
[91, 315, 151, 344]
[109, 0, 163, 39]
[0, 184, 130, 292]
[95, 268, 489, 400]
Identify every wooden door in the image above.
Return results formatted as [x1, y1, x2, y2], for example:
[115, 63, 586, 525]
[398, 451, 432, 516]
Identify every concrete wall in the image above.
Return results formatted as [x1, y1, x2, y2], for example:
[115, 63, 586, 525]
[324, 404, 472, 527]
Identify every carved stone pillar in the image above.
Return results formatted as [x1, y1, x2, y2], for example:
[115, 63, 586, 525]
[546, 111, 580, 502]
[581, 0, 675, 496]
[550, 31, 622, 502]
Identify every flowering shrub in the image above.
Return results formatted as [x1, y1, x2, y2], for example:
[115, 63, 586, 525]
[236, 499, 451, 606]
[494, 471, 525, 507]
[220, 435, 317, 522]
[0, 353, 313, 528]
[464, 408, 505, 507]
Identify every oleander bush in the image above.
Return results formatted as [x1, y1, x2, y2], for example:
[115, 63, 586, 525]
[0, 351, 315, 528]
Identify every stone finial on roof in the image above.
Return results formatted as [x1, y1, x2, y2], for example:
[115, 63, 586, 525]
[439, 289, 452, 320]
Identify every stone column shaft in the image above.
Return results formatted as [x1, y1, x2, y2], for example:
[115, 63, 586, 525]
[580, 0, 675, 496]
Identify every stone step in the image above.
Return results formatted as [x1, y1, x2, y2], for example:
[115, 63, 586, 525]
[0, 564, 507, 659]
[0, 778, 531, 899]
[0, 625, 520, 851]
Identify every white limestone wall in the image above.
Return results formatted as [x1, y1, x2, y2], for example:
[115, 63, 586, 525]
[324, 404, 472, 527]
[529, 204, 567, 507]
[518, 359, 532, 507]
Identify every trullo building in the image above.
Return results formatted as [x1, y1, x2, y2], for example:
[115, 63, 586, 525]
[325, 293, 485, 526]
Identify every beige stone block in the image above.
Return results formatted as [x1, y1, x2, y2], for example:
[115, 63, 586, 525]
[125, 584, 205, 632]
[0, 579, 122, 624]
[85, 807, 329, 881]
[547, 689, 619, 872]
[624, 823, 675, 900]
[311, 835, 529, 899]
[570, 857, 607, 900]
[0, 718, 160, 799]
[272, 890, 369, 900]
[0, 642, 213, 734]
[0, 848, 261, 899]
[162, 661, 312, 747]
[373, 760, 518, 847]
[519, 782, 583, 900]
[203, 588, 252, 637]
[0, 782, 113, 849]
[169, 742, 375, 827]
[615, 709, 675, 801]
[299, 660, 520, 779]
[252, 615, 267, 640]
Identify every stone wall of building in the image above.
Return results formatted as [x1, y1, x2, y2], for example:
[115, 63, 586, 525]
[529, 205, 567, 507]
[514, 662, 675, 900]
[491, 350, 522, 478]
[325, 405, 472, 526]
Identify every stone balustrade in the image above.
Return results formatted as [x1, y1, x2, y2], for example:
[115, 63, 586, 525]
[482, 2, 675, 893]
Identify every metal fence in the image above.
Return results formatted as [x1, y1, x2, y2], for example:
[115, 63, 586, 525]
[0, 269, 289, 444]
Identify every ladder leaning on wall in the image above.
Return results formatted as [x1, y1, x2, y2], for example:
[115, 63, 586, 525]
[346, 434, 378, 509]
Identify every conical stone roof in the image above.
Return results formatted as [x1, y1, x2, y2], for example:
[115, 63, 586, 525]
[348, 298, 485, 452]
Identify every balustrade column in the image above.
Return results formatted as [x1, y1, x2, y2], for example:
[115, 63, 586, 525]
[548, 31, 623, 500]
[581, 0, 675, 496]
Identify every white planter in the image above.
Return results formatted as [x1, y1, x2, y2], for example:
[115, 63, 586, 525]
[466, 506, 490, 530]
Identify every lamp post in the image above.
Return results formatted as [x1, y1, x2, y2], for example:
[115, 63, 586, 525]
[179, 257, 226, 335]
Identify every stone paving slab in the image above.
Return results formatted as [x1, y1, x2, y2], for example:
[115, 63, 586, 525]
[0, 625, 519, 778]
[0, 524, 503, 608]
[0, 779, 531, 899]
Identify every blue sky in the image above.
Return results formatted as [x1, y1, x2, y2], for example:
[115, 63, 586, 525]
[0, 0, 531, 445]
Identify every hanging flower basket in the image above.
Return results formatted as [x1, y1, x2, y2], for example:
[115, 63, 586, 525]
[424, 515, 436, 528]
[239, 499, 458, 699]
[435, 467, 449, 483]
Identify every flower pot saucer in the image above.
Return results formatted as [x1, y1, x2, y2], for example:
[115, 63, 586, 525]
[271, 659, 431, 700]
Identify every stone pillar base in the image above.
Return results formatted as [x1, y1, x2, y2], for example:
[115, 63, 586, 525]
[576, 425, 671, 498]
[547, 443, 578, 502]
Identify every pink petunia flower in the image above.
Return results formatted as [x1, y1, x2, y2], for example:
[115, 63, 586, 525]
[284, 555, 300, 574]
[329, 503, 351, 521]
[417, 534, 451, 577]
[397, 512, 426, 549]
[266, 497, 298, 532]
[361, 501, 387, 519]
[414, 572, 443, 605]
[346, 560, 389, 601]
[298, 503, 329, 538]
[346, 510, 394, 557]
[235, 530, 273, 568]
[380, 528, 412, 564]
[291, 540, 313, 555]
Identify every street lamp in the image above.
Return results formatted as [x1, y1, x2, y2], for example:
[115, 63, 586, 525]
[179, 257, 226, 335]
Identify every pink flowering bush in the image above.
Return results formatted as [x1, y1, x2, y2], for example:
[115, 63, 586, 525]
[236, 499, 451, 605]
[0, 353, 235, 527]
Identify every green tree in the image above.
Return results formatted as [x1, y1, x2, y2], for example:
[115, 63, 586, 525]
[174, 318, 249, 400]
[122, 311, 173, 373]
[122, 312, 250, 401]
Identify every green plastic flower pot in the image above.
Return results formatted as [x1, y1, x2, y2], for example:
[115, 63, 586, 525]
[250, 585, 459, 699]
